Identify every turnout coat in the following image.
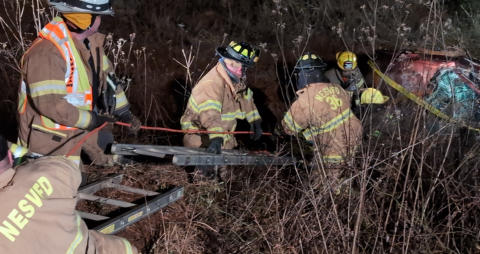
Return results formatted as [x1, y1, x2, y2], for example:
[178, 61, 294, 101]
[181, 62, 261, 149]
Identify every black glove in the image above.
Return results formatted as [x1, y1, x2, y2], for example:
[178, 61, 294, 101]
[86, 112, 115, 131]
[128, 115, 142, 136]
[250, 120, 263, 141]
[116, 110, 141, 135]
[207, 137, 223, 154]
[345, 80, 358, 91]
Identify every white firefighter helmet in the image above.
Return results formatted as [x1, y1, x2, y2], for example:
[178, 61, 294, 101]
[48, 0, 114, 15]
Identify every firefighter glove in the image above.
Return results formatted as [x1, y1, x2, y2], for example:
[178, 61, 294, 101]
[115, 110, 141, 135]
[129, 115, 142, 136]
[207, 137, 223, 154]
[345, 80, 358, 91]
[87, 112, 115, 131]
[250, 120, 263, 141]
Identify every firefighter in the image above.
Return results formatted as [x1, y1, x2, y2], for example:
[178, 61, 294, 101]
[0, 135, 138, 253]
[180, 41, 262, 154]
[325, 51, 366, 107]
[15, 0, 140, 166]
[282, 53, 363, 187]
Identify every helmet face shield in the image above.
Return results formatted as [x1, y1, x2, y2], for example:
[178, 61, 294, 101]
[343, 61, 354, 70]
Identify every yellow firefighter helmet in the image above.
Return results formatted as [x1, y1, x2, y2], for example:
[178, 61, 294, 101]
[360, 88, 389, 104]
[336, 51, 358, 71]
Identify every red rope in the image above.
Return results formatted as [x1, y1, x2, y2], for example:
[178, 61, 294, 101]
[114, 121, 273, 136]
[66, 122, 108, 157]
[66, 121, 272, 156]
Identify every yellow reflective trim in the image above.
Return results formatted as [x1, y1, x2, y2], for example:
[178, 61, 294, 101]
[302, 54, 309, 60]
[234, 45, 242, 52]
[302, 109, 352, 140]
[181, 121, 199, 130]
[66, 214, 83, 254]
[74, 110, 91, 129]
[323, 155, 344, 163]
[282, 112, 303, 132]
[208, 127, 225, 139]
[66, 156, 81, 166]
[229, 41, 237, 47]
[241, 49, 249, 57]
[188, 97, 200, 112]
[221, 110, 246, 121]
[122, 239, 134, 254]
[31, 124, 67, 138]
[102, 55, 110, 71]
[67, 29, 92, 101]
[243, 89, 253, 100]
[311, 54, 318, 59]
[198, 99, 222, 112]
[29, 80, 66, 98]
[115, 91, 128, 110]
[246, 110, 260, 122]
[208, 127, 224, 132]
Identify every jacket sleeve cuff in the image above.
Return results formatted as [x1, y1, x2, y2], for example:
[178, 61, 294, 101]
[74, 110, 93, 129]
[208, 127, 225, 140]
[246, 109, 261, 123]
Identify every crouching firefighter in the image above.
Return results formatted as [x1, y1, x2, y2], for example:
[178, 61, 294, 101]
[0, 135, 138, 253]
[282, 53, 363, 188]
[180, 41, 263, 154]
[15, 0, 141, 166]
[325, 51, 366, 109]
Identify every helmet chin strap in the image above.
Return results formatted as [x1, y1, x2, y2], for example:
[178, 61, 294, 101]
[219, 58, 246, 84]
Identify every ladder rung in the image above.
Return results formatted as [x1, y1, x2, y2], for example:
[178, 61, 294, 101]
[107, 183, 159, 196]
[78, 193, 135, 208]
[77, 211, 110, 221]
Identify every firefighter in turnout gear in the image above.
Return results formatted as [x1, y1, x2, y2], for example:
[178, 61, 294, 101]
[325, 51, 365, 107]
[282, 53, 362, 186]
[0, 135, 138, 253]
[181, 41, 262, 154]
[15, 0, 141, 166]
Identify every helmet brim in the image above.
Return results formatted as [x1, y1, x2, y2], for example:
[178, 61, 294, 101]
[50, 2, 114, 15]
[216, 46, 254, 67]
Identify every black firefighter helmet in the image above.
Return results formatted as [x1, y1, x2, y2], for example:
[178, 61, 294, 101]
[216, 41, 260, 67]
[294, 52, 329, 90]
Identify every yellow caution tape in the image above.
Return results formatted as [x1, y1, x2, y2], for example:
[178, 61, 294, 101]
[368, 60, 480, 132]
